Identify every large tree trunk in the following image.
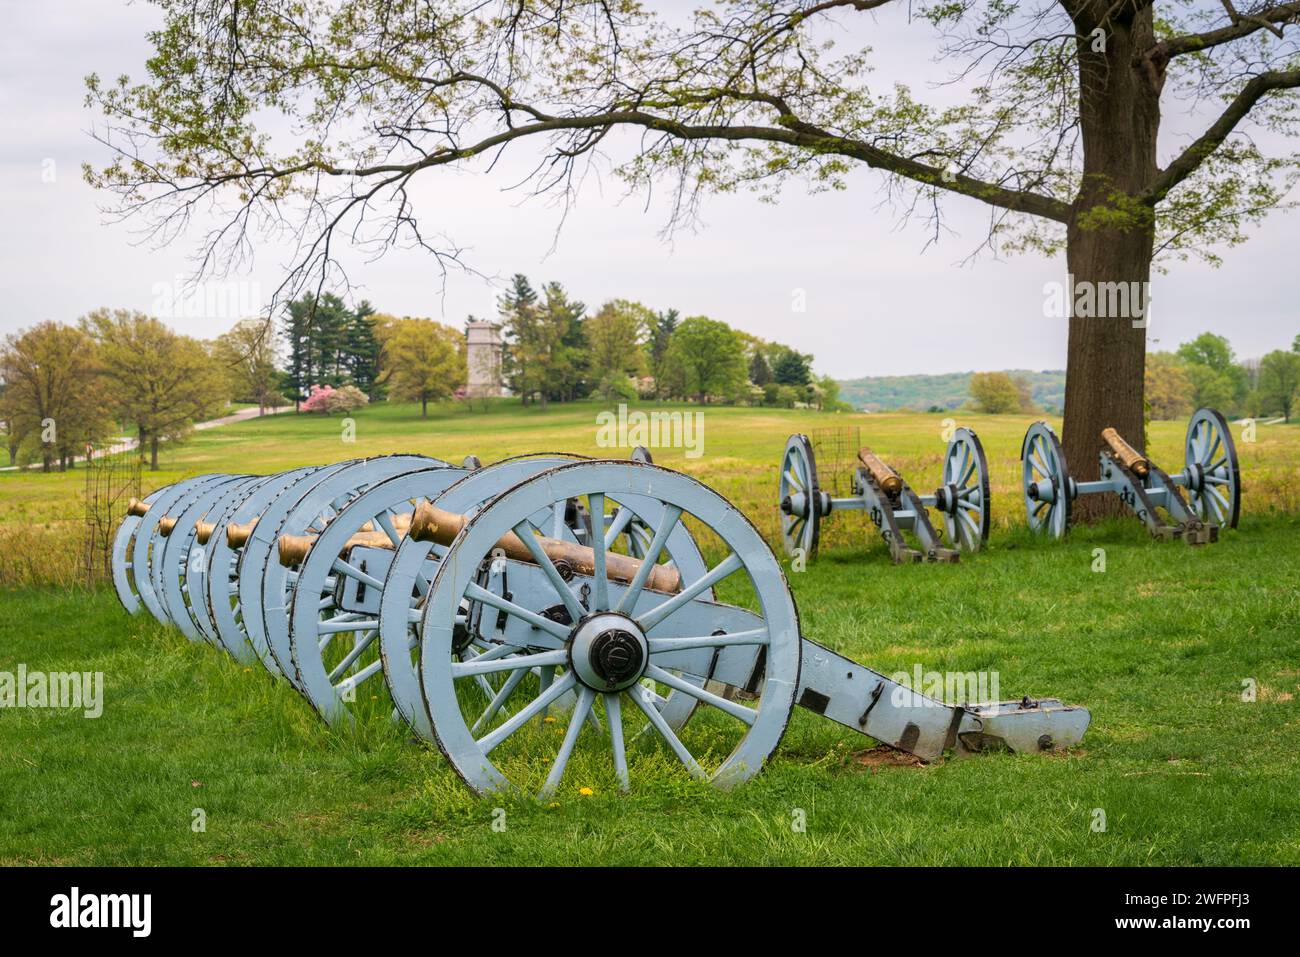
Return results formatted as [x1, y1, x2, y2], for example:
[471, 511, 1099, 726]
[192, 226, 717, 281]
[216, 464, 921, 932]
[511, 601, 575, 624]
[1061, 3, 1161, 522]
[150, 435, 160, 471]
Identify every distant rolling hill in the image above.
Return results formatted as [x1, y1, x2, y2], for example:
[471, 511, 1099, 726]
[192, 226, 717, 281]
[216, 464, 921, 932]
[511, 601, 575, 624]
[837, 370, 1066, 413]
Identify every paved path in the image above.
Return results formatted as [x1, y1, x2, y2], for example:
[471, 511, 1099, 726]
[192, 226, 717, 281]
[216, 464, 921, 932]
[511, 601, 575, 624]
[0, 405, 292, 472]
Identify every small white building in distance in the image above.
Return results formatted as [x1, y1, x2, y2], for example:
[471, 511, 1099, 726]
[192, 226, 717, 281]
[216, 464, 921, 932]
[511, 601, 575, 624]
[465, 320, 506, 398]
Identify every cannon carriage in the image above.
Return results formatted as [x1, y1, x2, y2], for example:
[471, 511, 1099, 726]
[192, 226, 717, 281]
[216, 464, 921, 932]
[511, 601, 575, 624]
[113, 450, 1090, 796]
[778, 428, 991, 563]
[1021, 407, 1241, 541]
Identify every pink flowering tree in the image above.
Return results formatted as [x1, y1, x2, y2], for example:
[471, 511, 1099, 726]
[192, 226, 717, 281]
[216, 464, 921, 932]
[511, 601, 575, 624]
[299, 384, 336, 413]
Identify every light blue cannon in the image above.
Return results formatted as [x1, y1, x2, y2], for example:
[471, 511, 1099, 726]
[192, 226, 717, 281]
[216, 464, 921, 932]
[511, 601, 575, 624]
[1021, 407, 1241, 542]
[406, 459, 1090, 796]
[113, 454, 1091, 798]
[778, 429, 991, 563]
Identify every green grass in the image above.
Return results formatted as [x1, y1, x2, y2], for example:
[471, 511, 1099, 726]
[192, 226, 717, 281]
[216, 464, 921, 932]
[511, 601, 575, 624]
[1, 520, 1298, 864]
[4, 398, 1299, 584]
[1, 400, 1298, 864]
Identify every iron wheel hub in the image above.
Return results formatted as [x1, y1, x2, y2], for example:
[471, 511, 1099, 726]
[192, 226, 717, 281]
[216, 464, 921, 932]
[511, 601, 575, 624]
[568, 613, 649, 692]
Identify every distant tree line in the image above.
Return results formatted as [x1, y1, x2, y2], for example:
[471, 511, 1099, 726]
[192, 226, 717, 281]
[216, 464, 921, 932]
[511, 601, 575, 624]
[495, 274, 846, 411]
[0, 310, 228, 471]
[1145, 333, 1300, 423]
[0, 278, 846, 472]
[278, 295, 465, 417]
[962, 332, 1300, 422]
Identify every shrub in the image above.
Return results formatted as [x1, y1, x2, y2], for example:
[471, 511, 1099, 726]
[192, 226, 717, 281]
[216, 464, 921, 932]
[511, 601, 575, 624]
[300, 384, 336, 413]
[324, 385, 368, 414]
[300, 384, 368, 414]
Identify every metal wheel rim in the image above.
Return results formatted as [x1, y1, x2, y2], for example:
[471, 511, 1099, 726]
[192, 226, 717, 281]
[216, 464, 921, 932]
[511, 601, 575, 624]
[289, 465, 467, 725]
[207, 466, 323, 663]
[418, 460, 801, 797]
[941, 428, 991, 551]
[257, 455, 439, 692]
[778, 434, 819, 558]
[1022, 422, 1070, 538]
[1185, 407, 1241, 528]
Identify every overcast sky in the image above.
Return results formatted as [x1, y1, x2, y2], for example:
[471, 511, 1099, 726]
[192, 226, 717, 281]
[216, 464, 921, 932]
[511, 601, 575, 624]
[1, 0, 1296, 380]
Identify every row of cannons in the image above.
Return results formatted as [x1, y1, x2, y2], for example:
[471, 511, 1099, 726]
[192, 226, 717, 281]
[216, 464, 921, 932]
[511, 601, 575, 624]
[779, 407, 1241, 562]
[113, 450, 1091, 798]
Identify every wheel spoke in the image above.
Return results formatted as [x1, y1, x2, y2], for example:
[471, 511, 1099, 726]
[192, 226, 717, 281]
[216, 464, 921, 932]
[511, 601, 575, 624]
[629, 683, 707, 780]
[332, 557, 383, 591]
[336, 657, 385, 694]
[539, 686, 595, 798]
[648, 628, 769, 655]
[645, 664, 756, 726]
[959, 451, 976, 486]
[373, 510, 403, 547]
[588, 492, 609, 612]
[613, 504, 682, 614]
[638, 552, 743, 631]
[317, 616, 378, 635]
[511, 521, 585, 621]
[605, 693, 629, 792]
[477, 672, 577, 753]
[604, 505, 635, 549]
[452, 647, 568, 679]
[471, 666, 532, 735]
[465, 581, 572, 641]
[1030, 449, 1049, 479]
[327, 628, 378, 682]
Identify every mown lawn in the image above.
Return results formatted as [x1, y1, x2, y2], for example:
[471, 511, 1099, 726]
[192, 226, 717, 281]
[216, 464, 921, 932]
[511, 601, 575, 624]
[0, 401, 1297, 864]
[3, 398, 1299, 583]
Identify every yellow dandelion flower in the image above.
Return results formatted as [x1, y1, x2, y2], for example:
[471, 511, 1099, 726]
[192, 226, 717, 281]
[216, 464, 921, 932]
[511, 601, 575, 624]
[578, 787, 594, 797]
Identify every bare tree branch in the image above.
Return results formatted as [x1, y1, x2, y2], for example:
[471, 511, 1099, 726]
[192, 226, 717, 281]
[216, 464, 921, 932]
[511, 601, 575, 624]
[1145, 67, 1300, 203]
[1147, 1, 1300, 62]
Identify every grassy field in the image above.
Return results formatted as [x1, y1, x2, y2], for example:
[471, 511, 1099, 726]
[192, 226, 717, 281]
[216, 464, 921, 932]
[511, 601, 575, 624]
[1, 400, 1298, 864]
[4, 399, 1299, 584]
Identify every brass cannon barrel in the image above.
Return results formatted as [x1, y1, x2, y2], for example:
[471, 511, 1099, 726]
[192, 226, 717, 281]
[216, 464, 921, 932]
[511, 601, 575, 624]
[408, 500, 682, 594]
[226, 519, 258, 549]
[857, 447, 903, 496]
[1101, 427, 1149, 477]
[278, 530, 397, 567]
[273, 513, 413, 563]
[158, 516, 178, 537]
[126, 498, 150, 518]
[273, 501, 681, 593]
[195, 520, 217, 545]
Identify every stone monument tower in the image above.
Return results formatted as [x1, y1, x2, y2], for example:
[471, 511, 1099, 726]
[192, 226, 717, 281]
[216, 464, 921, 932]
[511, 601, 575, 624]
[465, 320, 506, 398]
